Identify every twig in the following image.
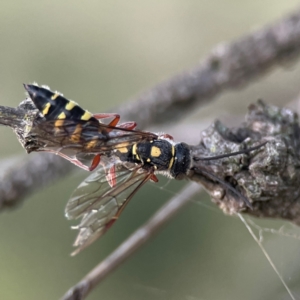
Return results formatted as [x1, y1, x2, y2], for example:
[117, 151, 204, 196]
[0, 153, 74, 210]
[117, 7, 300, 127]
[61, 182, 201, 300]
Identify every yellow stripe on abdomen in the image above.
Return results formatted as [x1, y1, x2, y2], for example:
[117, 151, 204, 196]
[51, 93, 60, 100]
[42, 103, 51, 115]
[65, 101, 76, 111]
[81, 111, 92, 121]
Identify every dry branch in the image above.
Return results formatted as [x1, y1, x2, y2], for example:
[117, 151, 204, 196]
[118, 7, 300, 127]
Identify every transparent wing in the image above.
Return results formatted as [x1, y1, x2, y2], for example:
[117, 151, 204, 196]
[65, 159, 152, 255]
[29, 119, 157, 169]
[32, 119, 156, 150]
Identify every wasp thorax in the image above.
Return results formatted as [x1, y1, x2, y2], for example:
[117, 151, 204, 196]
[133, 139, 174, 171]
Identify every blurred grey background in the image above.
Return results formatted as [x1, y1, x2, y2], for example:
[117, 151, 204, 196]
[1, 1, 300, 300]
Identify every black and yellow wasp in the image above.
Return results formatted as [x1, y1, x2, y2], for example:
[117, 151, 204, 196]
[25, 84, 266, 255]
[25, 84, 194, 255]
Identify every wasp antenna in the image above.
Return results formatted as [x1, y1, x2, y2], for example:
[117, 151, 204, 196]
[194, 141, 267, 162]
[196, 168, 253, 209]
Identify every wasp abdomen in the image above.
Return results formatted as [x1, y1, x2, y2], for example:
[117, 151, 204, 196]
[24, 84, 95, 122]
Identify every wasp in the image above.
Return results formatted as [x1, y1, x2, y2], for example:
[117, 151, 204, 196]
[25, 84, 265, 255]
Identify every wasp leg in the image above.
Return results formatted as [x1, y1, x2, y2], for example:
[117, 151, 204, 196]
[93, 113, 120, 121]
[104, 218, 117, 232]
[93, 113, 137, 131]
[106, 164, 117, 187]
[89, 154, 101, 171]
[42, 149, 90, 171]
[118, 121, 137, 130]
[93, 113, 120, 127]
[93, 112, 137, 131]
[160, 133, 174, 140]
[150, 174, 159, 182]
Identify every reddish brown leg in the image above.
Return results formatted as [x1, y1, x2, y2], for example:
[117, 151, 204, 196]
[104, 218, 117, 232]
[93, 113, 120, 128]
[43, 150, 90, 171]
[43, 150, 102, 172]
[93, 113, 120, 122]
[106, 164, 117, 187]
[150, 174, 159, 182]
[93, 113, 137, 131]
[93, 113, 122, 132]
[118, 121, 137, 130]
[89, 154, 101, 171]
[108, 117, 120, 127]
[160, 133, 174, 140]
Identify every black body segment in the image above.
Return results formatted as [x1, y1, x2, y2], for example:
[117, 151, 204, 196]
[24, 84, 95, 122]
[135, 139, 174, 170]
[115, 139, 191, 177]
[171, 142, 191, 178]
